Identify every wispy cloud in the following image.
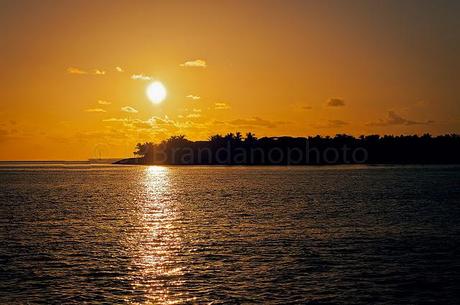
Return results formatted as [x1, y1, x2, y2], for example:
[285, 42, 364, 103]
[131, 74, 152, 81]
[186, 95, 201, 100]
[115, 66, 124, 72]
[319, 120, 348, 128]
[367, 111, 434, 126]
[326, 98, 346, 107]
[229, 117, 281, 128]
[103, 118, 128, 122]
[85, 108, 106, 113]
[314, 120, 349, 128]
[186, 113, 201, 118]
[121, 106, 138, 113]
[67, 67, 87, 74]
[67, 67, 106, 75]
[102, 115, 217, 141]
[98, 100, 111, 105]
[180, 59, 207, 68]
[291, 103, 313, 111]
[215, 102, 230, 110]
[93, 69, 106, 75]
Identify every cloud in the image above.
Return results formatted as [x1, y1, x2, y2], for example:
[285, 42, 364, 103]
[115, 66, 124, 72]
[131, 74, 152, 81]
[187, 113, 202, 118]
[215, 102, 231, 110]
[180, 59, 207, 68]
[93, 69, 106, 75]
[192, 109, 202, 113]
[67, 67, 106, 75]
[229, 117, 282, 129]
[121, 106, 138, 113]
[327, 98, 346, 107]
[102, 115, 219, 141]
[291, 103, 312, 111]
[367, 111, 434, 126]
[85, 108, 106, 113]
[104, 115, 202, 130]
[312, 120, 349, 128]
[98, 100, 111, 105]
[326, 120, 348, 128]
[186, 95, 201, 100]
[67, 67, 87, 74]
[103, 118, 128, 122]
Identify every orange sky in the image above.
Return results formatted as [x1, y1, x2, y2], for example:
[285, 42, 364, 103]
[1, 0, 459, 160]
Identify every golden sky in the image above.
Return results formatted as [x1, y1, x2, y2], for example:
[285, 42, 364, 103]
[1, 0, 459, 160]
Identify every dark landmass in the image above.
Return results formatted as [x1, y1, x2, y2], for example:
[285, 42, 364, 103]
[114, 133, 460, 165]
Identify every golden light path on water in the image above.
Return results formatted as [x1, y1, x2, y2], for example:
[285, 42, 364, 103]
[128, 166, 190, 304]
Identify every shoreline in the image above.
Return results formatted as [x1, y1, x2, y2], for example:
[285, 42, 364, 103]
[113, 158, 460, 166]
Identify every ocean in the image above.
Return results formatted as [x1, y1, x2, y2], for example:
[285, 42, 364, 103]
[1, 164, 459, 304]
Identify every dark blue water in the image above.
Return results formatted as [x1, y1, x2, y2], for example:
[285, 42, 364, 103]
[1, 164, 459, 304]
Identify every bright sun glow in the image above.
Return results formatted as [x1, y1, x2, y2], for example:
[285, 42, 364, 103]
[146, 81, 167, 104]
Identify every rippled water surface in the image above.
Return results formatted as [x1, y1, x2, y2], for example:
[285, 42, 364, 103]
[1, 164, 460, 304]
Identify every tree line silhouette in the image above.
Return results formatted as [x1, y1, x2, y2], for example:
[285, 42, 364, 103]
[115, 132, 460, 165]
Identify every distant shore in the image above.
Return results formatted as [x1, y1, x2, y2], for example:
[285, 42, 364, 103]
[113, 158, 460, 166]
[114, 133, 460, 166]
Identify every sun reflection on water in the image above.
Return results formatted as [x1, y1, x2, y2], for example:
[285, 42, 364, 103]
[128, 166, 188, 304]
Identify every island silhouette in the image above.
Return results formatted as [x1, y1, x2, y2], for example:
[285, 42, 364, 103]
[114, 132, 460, 165]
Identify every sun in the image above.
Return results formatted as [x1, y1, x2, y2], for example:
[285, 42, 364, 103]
[146, 81, 167, 104]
